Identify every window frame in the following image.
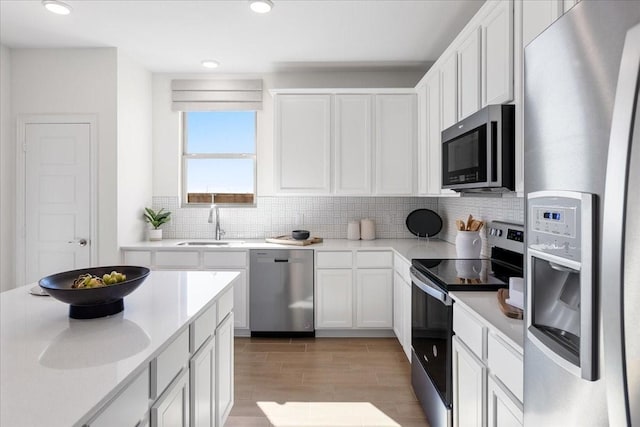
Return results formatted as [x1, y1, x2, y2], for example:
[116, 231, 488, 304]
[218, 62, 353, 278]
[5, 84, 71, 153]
[180, 111, 258, 208]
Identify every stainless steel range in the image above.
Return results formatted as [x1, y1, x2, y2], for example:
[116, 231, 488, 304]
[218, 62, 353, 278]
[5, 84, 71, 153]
[409, 221, 524, 427]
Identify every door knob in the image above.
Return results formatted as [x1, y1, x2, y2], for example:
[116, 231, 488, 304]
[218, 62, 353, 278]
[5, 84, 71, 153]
[68, 238, 88, 247]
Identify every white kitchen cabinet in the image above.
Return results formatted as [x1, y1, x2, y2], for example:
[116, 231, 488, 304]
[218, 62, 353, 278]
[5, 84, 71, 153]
[190, 336, 215, 427]
[374, 94, 416, 195]
[562, 0, 580, 14]
[123, 250, 152, 267]
[155, 251, 200, 269]
[334, 94, 372, 195]
[215, 313, 234, 427]
[453, 336, 486, 427]
[457, 27, 482, 120]
[356, 268, 393, 328]
[393, 271, 404, 346]
[440, 52, 458, 130]
[87, 367, 150, 427]
[393, 253, 412, 360]
[482, 0, 514, 106]
[274, 94, 331, 194]
[151, 368, 190, 427]
[487, 375, 523, 427]
[316, 268, 354, 328]
[522, 0, 563, 46]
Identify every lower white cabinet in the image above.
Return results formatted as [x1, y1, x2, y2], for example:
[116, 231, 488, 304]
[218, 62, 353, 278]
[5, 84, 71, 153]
[151, 368, 190, 427]
[356, 269, 393, 328]
[392, 254, 412, 360]
[190, 336, 215, 427]
[487, 375, 523, 427]
[453, 336, 486, 427]
[316, 269, 353, 328]
[216, 313, 234, 427]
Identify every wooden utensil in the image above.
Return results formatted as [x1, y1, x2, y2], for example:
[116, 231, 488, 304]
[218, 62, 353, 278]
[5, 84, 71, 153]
[456, 219, 466, 231]
[466, 214, 474, 231]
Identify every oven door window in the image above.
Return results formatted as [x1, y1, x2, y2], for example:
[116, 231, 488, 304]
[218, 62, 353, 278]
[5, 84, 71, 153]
[412, 283, 453, 406]
[442, 125, 487, 186]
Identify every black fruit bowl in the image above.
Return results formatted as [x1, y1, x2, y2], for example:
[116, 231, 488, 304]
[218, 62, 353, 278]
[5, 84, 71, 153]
[38, 266, 150, 319]
[292, 230, 310, 240]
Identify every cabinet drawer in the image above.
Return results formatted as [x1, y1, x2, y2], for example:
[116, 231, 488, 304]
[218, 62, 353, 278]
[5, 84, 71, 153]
[190, 303, 217, 354]
[123, 250, 152, 267]
[356, 251, 393, 268]
[88, 366, 150, 427]
[217, 286, 234, 324]
[453, 304, 485, 359]
[151, 329, 189, 400]
[155, 251, 199, 268]
[203, 251, 247, 268]
[488, 333, 523, 402]
[316, 251, 353, 268]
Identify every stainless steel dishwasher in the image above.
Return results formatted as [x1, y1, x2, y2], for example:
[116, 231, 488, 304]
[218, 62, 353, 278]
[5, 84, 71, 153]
[249, 249, 314, 337]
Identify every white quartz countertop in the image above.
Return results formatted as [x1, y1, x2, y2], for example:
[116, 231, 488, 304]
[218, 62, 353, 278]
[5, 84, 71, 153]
[450, 291, 524, 353]
[0, 270, 239, 427]
[120, 238, 460, 260]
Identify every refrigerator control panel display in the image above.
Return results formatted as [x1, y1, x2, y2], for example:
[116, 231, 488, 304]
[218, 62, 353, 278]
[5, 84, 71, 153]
[531, 206, 577, 237]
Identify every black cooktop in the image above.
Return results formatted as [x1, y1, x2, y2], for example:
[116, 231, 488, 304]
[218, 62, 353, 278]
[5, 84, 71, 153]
[411, 258, 523, 292]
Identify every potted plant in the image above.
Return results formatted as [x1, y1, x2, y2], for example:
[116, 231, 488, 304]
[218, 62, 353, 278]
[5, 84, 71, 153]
[143, 207, 171, 241]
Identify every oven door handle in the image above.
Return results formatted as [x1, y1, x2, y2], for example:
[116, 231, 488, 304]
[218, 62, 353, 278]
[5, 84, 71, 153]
[410, 267, 453, 306]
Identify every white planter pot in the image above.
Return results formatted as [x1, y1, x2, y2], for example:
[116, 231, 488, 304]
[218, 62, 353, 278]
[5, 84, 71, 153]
[149, 229, 163, 241]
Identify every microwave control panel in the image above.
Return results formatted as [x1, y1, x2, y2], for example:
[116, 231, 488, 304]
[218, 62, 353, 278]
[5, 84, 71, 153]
[527, 191, 594, 262]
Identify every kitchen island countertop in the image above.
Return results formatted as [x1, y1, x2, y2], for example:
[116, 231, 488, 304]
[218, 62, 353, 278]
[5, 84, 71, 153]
[0, 270, 239, 427]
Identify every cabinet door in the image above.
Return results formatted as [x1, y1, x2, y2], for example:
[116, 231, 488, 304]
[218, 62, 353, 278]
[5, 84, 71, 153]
[356, 269, 393, 328]
[374, 94, 416, 195]
[334, 94, 372, 195]
[275, 94, 331, 193]
[440, 52, 458, 130]
[231, 270, 248, 329]
[393, 271, 404, 343]
[151, 368, 190, 427]
[316, 269, 353, 328]
[453, 336, 486, 427]
[122, 250, 152, 267]
[487, 376, 523, 427]
[458, 27, 482, 120]
[216, 313, 234, 427]
[522, 0, 563, 46]
[483, 0, 514, 106]
[190, 337, 215, 427]
[88, 367, 150, 427]
[401, 278, 412, 361]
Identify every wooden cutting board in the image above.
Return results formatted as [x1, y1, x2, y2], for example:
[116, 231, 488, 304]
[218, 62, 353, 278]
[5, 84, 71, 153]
[265, 236, 323, 246]
[497, 288, 524, 320]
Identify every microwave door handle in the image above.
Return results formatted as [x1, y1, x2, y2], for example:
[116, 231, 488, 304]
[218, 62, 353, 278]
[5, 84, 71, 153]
[490, 121, 498, 183]
[410, 268, 452, 306]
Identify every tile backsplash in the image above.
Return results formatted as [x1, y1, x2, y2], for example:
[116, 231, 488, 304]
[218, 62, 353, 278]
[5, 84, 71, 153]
[153, 195, 524, 242]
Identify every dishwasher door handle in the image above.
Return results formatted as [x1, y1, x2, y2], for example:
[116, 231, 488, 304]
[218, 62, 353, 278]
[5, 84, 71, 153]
[274, 258, 289, 263]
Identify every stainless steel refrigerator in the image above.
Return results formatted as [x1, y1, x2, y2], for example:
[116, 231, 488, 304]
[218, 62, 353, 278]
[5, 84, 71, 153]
[524, 1, 640, 426]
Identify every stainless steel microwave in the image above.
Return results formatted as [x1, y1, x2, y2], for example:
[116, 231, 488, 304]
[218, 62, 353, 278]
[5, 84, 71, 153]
[441, 104, 515, 193]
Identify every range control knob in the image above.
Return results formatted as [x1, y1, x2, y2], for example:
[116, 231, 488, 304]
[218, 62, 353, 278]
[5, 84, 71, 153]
[498, 229, 503, 237]
[490, 228, 496, 236]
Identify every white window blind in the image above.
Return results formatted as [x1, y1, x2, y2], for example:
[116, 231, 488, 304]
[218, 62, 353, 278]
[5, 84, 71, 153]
[171, 79, 263, 111]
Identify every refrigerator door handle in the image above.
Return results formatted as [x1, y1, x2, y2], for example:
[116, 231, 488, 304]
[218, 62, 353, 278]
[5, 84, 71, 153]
[602, 22, 640, 427]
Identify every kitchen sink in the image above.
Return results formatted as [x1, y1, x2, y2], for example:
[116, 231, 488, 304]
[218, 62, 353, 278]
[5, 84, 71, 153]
[176, 241, 244, 247]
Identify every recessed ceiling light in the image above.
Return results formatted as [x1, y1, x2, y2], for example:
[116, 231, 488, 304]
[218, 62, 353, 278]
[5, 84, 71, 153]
[201, 60, 220, 69]
[42, 0, 72, 15]
[249, 0, 273, 14]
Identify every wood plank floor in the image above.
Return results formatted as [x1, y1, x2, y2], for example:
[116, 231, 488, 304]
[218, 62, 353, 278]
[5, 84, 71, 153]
[225, 337, 430, 427]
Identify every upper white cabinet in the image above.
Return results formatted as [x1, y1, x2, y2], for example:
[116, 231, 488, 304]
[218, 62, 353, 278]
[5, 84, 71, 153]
[275, 94, 331, 193]
[440, 52, 459, 130]
[374, 94, 417, 195]
[457, 27, 482, 120]
[274, 91, 416, 196]
[334, 94, 372, 195]
[482, 0, 514, 106]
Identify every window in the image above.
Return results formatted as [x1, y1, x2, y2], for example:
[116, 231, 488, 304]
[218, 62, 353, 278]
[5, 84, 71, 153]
[182, 111, 256, 206]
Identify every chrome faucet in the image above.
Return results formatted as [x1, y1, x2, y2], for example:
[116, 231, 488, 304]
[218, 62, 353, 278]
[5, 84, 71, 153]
[207, 205, 226, 240]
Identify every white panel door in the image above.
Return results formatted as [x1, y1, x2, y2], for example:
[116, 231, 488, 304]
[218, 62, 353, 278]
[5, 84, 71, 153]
[522, 0, 563, 46]
[275, 94, 331, 193]
[374, 94, 416, 195]
[440, 52, 459, 131]
[458, 27, 482, 120]
[393, 271, 404, 343]
[216, 313, 234, 427]
[25, 123, 91, 283]
[355, 268, 393, 328]
[482, 0, 514, 106]
[190, 336, 215, 427]
[453, 336, 487, 427]
[487, 376, 523, 427]
[334, 94, 372, 195]
[316, 269, 353, 328]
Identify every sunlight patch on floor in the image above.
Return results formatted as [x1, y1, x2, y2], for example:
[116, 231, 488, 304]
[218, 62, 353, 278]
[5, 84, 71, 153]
[256, 401, 401, 427]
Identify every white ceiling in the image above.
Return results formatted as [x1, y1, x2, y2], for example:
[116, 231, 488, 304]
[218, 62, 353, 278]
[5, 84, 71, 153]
[0, 0, 484, 74]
